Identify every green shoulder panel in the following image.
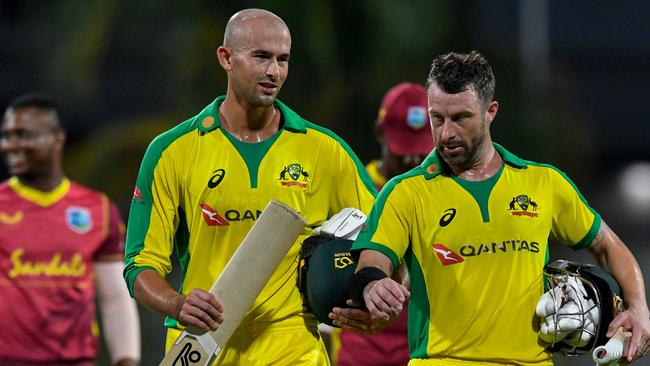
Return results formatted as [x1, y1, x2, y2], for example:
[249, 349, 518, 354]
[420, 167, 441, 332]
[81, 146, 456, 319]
[303, 121, 378, 197]
[123, 116, 198, 296]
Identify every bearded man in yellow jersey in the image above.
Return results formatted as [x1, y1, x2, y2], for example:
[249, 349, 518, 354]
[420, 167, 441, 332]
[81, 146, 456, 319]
[345, 51, 650, 365]
[123, 8, 376, 366]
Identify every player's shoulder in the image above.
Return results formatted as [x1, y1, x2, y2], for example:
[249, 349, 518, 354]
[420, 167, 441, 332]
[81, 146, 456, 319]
[490, 142, 573, 183]
[147, 97, 224, 154]
[303, 120, 346, 146]
[147, 114, 201, 153]
[517, 157, 573, 182]
[382, 166, 429, 197]
[275, 98, 350, 148]
[0, 180, 10, 192]
[0, 180, 13, 200]
[66, 180, 110, 202]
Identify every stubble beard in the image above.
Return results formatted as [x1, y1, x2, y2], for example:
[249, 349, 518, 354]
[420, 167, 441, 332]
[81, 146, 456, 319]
[247, 88, 278, 108]
[439, 124, 488, 169]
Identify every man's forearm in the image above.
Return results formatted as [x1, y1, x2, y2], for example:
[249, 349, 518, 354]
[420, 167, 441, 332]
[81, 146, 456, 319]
[589, 222, 649, 313]
[606, 245, 648, 312]
[134, 268, 184, 318]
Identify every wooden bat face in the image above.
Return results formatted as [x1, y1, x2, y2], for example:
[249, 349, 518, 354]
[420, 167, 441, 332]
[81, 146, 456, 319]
[159, 200, 306, 365]
[161, 334, 219, 366]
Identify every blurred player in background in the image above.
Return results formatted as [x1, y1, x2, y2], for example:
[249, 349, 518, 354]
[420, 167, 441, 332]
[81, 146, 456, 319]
[346, 51, 650, 365]
[329, 82, 434, 366]
[0, 94, 140, 365]
[123, 8, 376, 365]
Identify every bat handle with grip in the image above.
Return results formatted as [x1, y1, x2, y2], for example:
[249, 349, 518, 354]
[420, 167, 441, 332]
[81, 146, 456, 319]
[592, 327, 632, 365]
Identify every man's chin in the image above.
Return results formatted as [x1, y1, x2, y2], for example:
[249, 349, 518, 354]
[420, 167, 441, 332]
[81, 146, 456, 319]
[6, 165, 28, 177]
[440, 152, 467, 167]
[251, 93, 278, 107]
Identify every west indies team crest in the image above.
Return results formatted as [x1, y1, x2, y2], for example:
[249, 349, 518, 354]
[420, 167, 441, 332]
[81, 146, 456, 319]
[65, 206, 93, 234]
[278, 163, 310, 189]
[508, 194, 538, 217]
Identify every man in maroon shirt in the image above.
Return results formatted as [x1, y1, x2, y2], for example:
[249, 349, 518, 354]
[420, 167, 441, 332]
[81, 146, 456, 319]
[0, 94, 140, 365]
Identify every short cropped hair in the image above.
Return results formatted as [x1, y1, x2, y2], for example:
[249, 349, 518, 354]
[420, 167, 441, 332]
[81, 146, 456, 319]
[427, 51, 495, 107]
[6, 93, 63, 127]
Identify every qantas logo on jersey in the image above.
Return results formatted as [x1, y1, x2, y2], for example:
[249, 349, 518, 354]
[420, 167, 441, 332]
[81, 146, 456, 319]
[0, 210, 23, 225]
[65, 207, 92, 234]
[434, 240, 540, 265]
[199, 204, 229, 226]
[278, 163, 310, 189]
[460, 240, 540, 257]
[199, 205, 264, 226]
[7, 248, 87, 278]
[508, 194, 539, 217]
[133, 186, 144, 199]
[432, 244, 464, 265]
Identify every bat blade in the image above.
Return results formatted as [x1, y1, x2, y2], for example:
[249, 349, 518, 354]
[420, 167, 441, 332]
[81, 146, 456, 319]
[160, 199, 306, 365]
[160, 334, 215, 366]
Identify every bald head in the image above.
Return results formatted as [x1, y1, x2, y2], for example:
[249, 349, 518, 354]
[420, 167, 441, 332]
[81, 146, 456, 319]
[223, 9, 289, 49]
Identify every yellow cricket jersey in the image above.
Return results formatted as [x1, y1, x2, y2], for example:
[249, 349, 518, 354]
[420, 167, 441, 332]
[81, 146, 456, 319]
[124, 96, 376, 330]
[365, 160, 388, 190]
[352, 143, 601, 365]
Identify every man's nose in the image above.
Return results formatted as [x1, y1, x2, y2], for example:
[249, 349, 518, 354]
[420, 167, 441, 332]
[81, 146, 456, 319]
[266, 59, 279, 80]
[439, 120, 456, 141]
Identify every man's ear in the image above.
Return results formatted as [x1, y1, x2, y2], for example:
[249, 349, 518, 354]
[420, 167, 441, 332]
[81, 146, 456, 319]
[486, 100, 499, 125]
[217, 46, 233, 71]
[53, 130, 66, 153]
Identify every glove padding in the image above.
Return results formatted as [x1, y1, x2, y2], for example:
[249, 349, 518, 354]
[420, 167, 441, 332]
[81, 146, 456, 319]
[536, 275, 599, 348]
[312, 208, 366, 240]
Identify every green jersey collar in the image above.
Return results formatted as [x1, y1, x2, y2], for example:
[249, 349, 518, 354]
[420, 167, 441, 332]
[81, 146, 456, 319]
[197, 96, 307, 133]
[421, 142, 528, 180]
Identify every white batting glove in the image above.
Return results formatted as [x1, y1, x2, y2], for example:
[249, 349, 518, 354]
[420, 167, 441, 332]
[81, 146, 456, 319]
[536, 275, 599, 347]
[312, 208, 366, 240]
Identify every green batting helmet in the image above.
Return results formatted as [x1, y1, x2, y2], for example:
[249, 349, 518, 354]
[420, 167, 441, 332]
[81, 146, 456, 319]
[299, 235, 356, 327]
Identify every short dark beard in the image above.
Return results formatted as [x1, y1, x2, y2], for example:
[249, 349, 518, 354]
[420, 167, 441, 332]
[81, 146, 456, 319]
[439, 122, 488, 170]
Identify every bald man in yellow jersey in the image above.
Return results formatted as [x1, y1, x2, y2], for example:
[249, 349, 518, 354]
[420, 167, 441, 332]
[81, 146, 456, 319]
[344, 51, 650, 365]
[123, 9, 376, 365]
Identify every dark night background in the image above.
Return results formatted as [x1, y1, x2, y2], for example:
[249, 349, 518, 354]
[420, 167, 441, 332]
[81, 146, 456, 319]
[1, 1, 648, 365]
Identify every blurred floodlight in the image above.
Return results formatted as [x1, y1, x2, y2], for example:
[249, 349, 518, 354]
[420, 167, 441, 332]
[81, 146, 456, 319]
[619, 162, 650, 208]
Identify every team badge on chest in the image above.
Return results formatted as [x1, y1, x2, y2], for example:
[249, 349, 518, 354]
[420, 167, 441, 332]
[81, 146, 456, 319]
[66, 206, 93, 234]
[278, 163, 310, 189]
[508, 194, 539, 217]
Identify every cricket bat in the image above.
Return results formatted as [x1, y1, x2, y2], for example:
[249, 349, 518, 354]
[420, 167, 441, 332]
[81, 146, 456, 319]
[592, 327, 632, 365]
[160, 199, 306, 366]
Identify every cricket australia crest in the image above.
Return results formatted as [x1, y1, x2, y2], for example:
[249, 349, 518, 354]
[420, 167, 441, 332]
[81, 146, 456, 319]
[508, 194, 538, 217]
[279, 163, 310, 188]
